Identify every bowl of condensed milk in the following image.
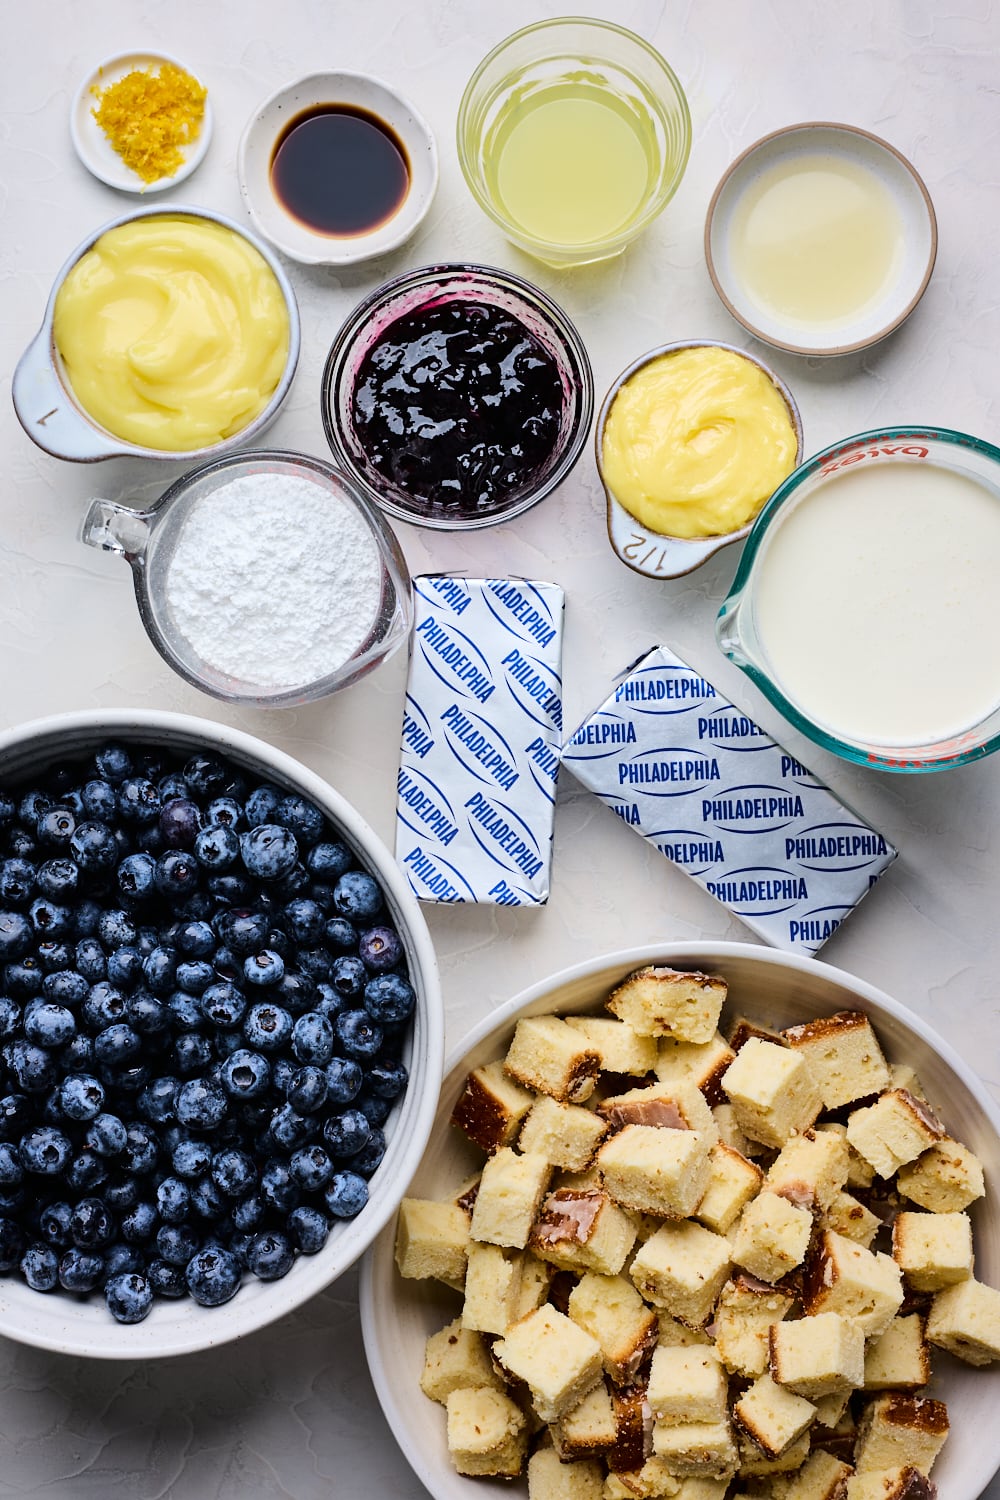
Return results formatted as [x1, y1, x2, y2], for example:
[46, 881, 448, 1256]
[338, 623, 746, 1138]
[717, 427, 1000, 771]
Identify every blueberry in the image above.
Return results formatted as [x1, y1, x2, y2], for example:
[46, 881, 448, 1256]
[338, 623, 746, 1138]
[243, 1002, 293, 1053]
[282, 899, 325, 944]
[200, 981, 246, 1029]
[220, 1048, 271, 1100]
[59, 1247, 105, 1292]
[76, 937, 107, 983]
[97, 910, 137, 950]
[269, 1103, 314, 1150]
[175, 1078, 228, 1130]
[81, 779, 117, 820]
[39, 1201, 73, 1247]
[159, 798, 201, 849]
[0, 859, 36, 905]
[334, 1009, 383, 1062]
[189, 1175, 225, 1220]
[333, 870, 382, 922]
[273, 971, 316, 1016]
[366, 1058, 409, 1100]
[36, 940, 72, 973]
[36, 858, 79, 902]
[273, 864, 310, 901]
[94, 1024, 142, 1067]
[216, 910, 269, 957]
[66, 1149, 108, 1193]
[313, 982, 346, 1022]
[117, 778, 161, 824]
[242, 949, 285, 989]
[271, 1055, 297, 1097]
[82, 981, 126, 1031]
[155, 850, 199, 898]
[127, 991, 170, 1036]
[156, 1177, 191, 1223]
[211, 1149, 256, 1199]
[232, 1194, 265, 1232]
[175, 920, 215, 958]
[244, 783, 282, 826]
[10, 1039, 57, 1092]
[330, 954, 366, 1001]
[173, 1033, 214, 1075]
[240, 825, 299, 882]
[59, 1074, 105, 1122]
[358, 924, 404, 973]
[103, 1271, 152, 1323]
[287, 1206, 329, 1255]
[206, 871, 252, 902]
[176, 960, 212, 994]
[7, 829, 36, 862]
[103, 1243, 144, 1277]
[86, 1112, 127, 1156]
[120, 1200, 156, 1248]
[22, 1001, 75, 1052]
[323, 1108, 371, 1158]
[4, 957, 42, 998]
[19, 790, 51, 824]
[94, 745, 132, 784]
[117, 853, 156, 900]
[100, 1060, 150, 1095]
[351, 1127, 387, 1178]
[287, 1064, 328, 1115]
[69, 822, 118, 873]
[210, 945, 241, 981]
[104, 1176, 140, 1211]
[183, 754, 228, 801]
[142, 945, 177, 994]
[147, 1259, 186, 1298]
[260, 1158, 300, 1213]
[274, 794, 325, 846]
[42, 968, 88, 1005]
[137, 1075, 177, 1124]
[25, 898, 67, 943]
[356, 1091, 392, 1128]
[157, 1223, 201, 1266]
[19, 1124, 71, 1175]
[205, 797, 242, 830]
[0, 1142, 22, 1187]
[289, 1144, 333, 1192]
[324, 1056, 363, 1105]
[168, 992, 203, 1033]
[0, 997, 20, 1039]
[307, 842, 353, 881]
[70, 1196, 116, 1249]
[21, 1242, 59, 1291]
[323, 1170, 369, 1219]
[0, 911, 32, 960]
[364, 973, 416, 1024]
[172, 1138, 212, 1179]
[185, 1245, 241, 1306]
[247, 1229, 294, 1281]
[122, 1122, 159, 1175]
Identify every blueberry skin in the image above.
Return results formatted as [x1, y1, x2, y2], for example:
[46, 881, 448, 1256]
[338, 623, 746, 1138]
[356, 1091, 392, 1128]
[244, 783, 282, 827]
[39, 1201, 73, 1248]
[172, 1139, 213, 1179]
[156, 1177, 191, 1224]
[176, 1079, 228, 1130]
[142, 945, 177, 995]
[116, 853, 156, 901]
[168, 992, 203, 1033]
[104, 1176, 140, 1211]
[205, 796, 242, 830]
[148, 1258, 187, 1298]
[21, 1242, 60, 1291]
[157, 1223, 201, 1266]
[155, 850, 200, 898]
[242, 949, 285, 989]
[36, 858, 79, 902]
[220, 1049, 271, 1100]
[137, 1075, 178, 1125]
[75, 937, 107, 984]
[85, 1113, 128, 1157]
[117, 778, 161, 824]
[82, 981, 126, 1032]
[0, 999, 21, 1043]
[183, 753, 229, 801]
[82, 779, 118, 820]
[0, 860, 35, 907]
[173, 1034, 214, 1076]
[283, 898, 325, 945]
[189, 1175, 226, 1220]
[176, 960, 212, 994]
[98, 909, 138, 950]
[324, 1056, 364, 1105]
[272, 971, 316, 1017]
[122, 1122, 159, 1176]
[334, 1009, 383, 1062]
[5, 957, 43, 998]
[104, 942, 142, 987]
[59, 1074, 105, 1122]
[323, 1170, 369, 1220]
[330, 955, 367, 1000]
[247, 1229, 294, 1282]
[69, 822, 118, 873]
[352, 1127, 387, 1178]
[366, 1059, 409, 1100]
[70, 1196, 116, 1249]
[269, 1103, 314, 1151]
[28, 898, 72, 942]
[0, 912, 32, 961]
[127, 991, 170, 1036]
[66, 1149, 108, 1193]
[232, 1194, 265, 1232]
[121, 1201, 158, 1245]
[287, 1065, 328, 1115]
[58, 1248, 105, 1292]
[175, 920, 215, 958]
[307, 842, 354, 881]
[358, 924, 404, 973]
[0, 1142, 23, 1186]
[243, 1002, 293, 1053]
[291, 1012, 334, 1067]
[94, 1023, 142, 1068]
[288, 1206, 329, 1255]
[260, 1158, 300, 1214]
[104, 1271, 153, 1324]
[295, 946, 332, 983]
[9, 1041, 57, 1093]
[159, 798, 201, 849]
[211, 1149, 256, 1199]
[185, 1244, 242, 1307]
[200, 981, 247, 1030]
[240, 825, 299, 882]
[289, 1144, 333, 1192]
[274, 794, 325, 846]
[36, 940, 72, 974]
[323, 1109, 371, 1159]
[332, 871, 382, 923]
[103, 1243, 144, 1277]
[216, 910, 269, 957]
[93, 745, 132, 784]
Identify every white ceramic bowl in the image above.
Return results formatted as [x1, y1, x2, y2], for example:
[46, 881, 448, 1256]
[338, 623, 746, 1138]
[705, 122, 937, 356]
[361, 942, 1000, 1500]
[0, 709, 443, 1359]
[70, 51, 213, 193]
[238, 72, 438, 266]
[11, 204, 300, 464]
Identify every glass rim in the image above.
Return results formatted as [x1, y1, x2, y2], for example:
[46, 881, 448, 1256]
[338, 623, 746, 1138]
[717, 425, 1000, 773]
[455, 16, 692, 258]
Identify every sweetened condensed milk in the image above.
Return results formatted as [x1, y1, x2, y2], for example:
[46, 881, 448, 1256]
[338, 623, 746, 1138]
[753, 462, 1000, 746]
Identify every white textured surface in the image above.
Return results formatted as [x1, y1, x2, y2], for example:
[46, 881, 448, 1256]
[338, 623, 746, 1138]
[2, 0, 1000, 1495]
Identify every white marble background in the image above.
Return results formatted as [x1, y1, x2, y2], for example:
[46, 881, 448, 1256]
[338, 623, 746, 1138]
[2, 0, 1000, 1494]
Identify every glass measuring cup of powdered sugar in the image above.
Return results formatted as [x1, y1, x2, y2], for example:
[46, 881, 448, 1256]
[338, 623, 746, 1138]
[81, 450, 412, 706]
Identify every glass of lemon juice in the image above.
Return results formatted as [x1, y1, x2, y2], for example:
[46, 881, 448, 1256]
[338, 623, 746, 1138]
[458, 18, 691, 268]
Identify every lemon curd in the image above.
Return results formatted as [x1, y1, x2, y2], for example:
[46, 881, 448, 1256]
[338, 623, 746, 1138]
[53, 216, 289, 451]
[601, 347, 798, 538]
[485, 84, 657, 248]
[729, 153, 904, 328]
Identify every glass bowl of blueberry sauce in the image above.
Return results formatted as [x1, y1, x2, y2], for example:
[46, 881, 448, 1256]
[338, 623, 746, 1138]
[0, 709, 442, 1357]
[321, 262, 593, 530]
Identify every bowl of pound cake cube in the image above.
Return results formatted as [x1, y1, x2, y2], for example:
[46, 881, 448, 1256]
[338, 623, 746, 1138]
[361, 942, 1000, 1500]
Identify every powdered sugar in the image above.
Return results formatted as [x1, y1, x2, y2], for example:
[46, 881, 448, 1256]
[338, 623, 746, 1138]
[164, 470, 382, 689]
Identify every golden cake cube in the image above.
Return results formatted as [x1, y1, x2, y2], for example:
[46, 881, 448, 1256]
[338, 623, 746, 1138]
[654, 1031, 735, 1106]
[765, 1128, 850, 1212]
[891, 1209, 973, 1292]
[527, 1447, 604, 1500]
[530, 1186, 637, 1276]
[493, 1304, 603, 1422]
[600, 1078, 718, 1136]
[647, 1344, 728, 1426]
[714, 1274, 796, 1377]
[733, 1373, 816, 1459]
[568, 1271, 659, 1386]
[721, 1039, 823, 1148]
[736, 1427, 812, 1478]
[451, 1058, 534, 1153]
[926, 1275, 1000, 1364]
[693, 1142, 763, 1235]
[462, 1241, 523, 1334]
[650, 1419, 738, 1478]
[470, 1147, 552, 1249]
[802, 1230, 903, 1337]
[768, 1311, 865, 1398]
[775, 1450, 855, 1500]
[598, 1124, 713, 1219]
[896, 1136, 986, 1213]
[783, 1010, 891, 1110]
[420, 1317, 505, 1403]
[822, 1189, 880, 1248]
[518, 1093, 608, 1170]
[730, 1190, 813, 1283]
[863, 1313, 931, 1391]
[845, 1468, 938, 1499]
[564, 1014, 659, 1075]
[629, 1221, 731, 1328]
[852, 1393, 949, 1477]
[550, 1378, 617, 1460]
[516, 1252, 553, 1319]
[505, 1015, 602, 1102]
[712, 1102, 758, 1157]
[394, 1198, 470, 1285]
[445, 1385, 527, 1477]
[846, 1090, 945, 1179]
[606, 966, 728, 1045]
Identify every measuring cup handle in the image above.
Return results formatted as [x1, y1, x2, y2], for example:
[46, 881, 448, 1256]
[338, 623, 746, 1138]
[12, 326, 120, 462]
[81, 499, 152, 561]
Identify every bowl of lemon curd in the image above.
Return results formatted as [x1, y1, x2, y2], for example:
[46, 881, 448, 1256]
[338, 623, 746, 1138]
[717, 428, 1000, 772]
[13, 204, 299, 463]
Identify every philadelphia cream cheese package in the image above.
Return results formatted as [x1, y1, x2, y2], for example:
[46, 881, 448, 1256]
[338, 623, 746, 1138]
[560, 644, 896, 955]
[395, 575, 564, 905]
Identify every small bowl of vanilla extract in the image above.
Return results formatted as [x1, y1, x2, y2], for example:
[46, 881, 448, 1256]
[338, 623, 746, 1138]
[238, 72, 438, 266]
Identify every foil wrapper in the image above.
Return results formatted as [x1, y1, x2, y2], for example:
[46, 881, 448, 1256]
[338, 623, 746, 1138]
[395, 575, 564, 905]
[561, 644, 896, 954]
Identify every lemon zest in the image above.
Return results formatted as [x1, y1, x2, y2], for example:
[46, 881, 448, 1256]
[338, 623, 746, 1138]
[91, 62, 207, 185]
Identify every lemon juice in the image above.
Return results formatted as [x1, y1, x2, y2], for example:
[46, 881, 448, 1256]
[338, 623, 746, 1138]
[484, 83, 660, 249]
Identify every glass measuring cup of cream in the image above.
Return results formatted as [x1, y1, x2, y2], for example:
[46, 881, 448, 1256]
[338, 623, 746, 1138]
[457, 18, 691, 268]
[717, 428, 1000, 772]
[80, 450, 412, 707]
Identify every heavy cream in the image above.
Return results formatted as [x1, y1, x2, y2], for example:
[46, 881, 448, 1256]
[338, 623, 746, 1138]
[753, 461, 1000, 746]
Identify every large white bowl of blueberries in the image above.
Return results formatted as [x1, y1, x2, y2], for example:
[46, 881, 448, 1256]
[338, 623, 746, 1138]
[362, 944, 1000, 1500]
[0, 709, 442, 1357]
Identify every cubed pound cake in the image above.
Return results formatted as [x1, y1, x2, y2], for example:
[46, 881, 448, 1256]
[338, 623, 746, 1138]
[650, 1418, 738, 1478]
[733, 1372, 816, 1459]
[891, 1210, 973, 1292]
[568, 1271, 659, 1385]
[692, 1142, 763, 1235]
[493, 1304, 603, 1422]
[603, 1456, 687, 1497]
[629, 1220, 731, 1328]
[420, 1317, 504, 1403]
[600, 1078, 717, 1136]
[730, 1190, 813, 1284]
[736, 1426, 812, 1479]
[769, 1311, 865, 1398]
[563, 1014, 659, 1076]
[527, 1447, 604, 1500]
[451, 1058, 534, 1153]
[895, 1136, 985, 1213]
[772, 1450, 855, 1500]
[823, 1189, 880, 1248]
[845, 1468, 937, 1500]
[714, 1274, 796, 1377]
[648, 1344, 728, 1425]
[721, 1038, 822, 1148]
[802, 1230, 903, 1337]
[846, 1091, 945, 1179]
[518, 1093, 608, 1170]
[925, 1275, 1000, 1364]
[852, 1394, 949, 1478]
[462, 1241, 523, 1334]
[863, 1314, 931, 1391]
[783, 1010, 891, 1110]
[766, 1127, 850, 1212]
[598, 1123, 713, 1219]
[445, 1385, 527, 1477]
[654, 1031, 735, 1106]
[505, 1016, 602, 1102]
[394, 1198, 470, 1285]
[470, 1147, 552, 1249]
[530, 1185, 637, 1276]
[606, 967, 728, 1045]
[550, 1379, 617, 1461]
